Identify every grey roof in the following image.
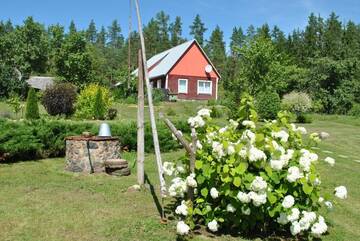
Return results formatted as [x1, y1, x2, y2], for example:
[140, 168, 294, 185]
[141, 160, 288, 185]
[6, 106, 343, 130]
[26, 76, 54, 90]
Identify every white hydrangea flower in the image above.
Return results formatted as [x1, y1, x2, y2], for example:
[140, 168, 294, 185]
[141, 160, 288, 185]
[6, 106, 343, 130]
[272, 130, 289, 143]
[313, 178, 321, 186]
[249, 146, 266, 162]
[186, 173, 197, 188]
[242, 120, 256, 129]
[207, 220, 219, 232]
[175, 200, 188, 216]
[310, 132, 321, 142]
[297, 127, 307, 134]
[196, 140, 203, 150]
[241, 206, 251, 215]
[311, 216, 328, 237]
[324, 157, 335, 167]
[229, 119, 239, 128]
[334, 186, 347, 199]
[287, 166, 303, 182]
[299, 211, 317, 231]
[318, 197, 324, 203]
[197, 108, 211, 117]
[287, 208, 300, 222]
[188, 115, 205, 128]
[277, 212, 289, 225]
[210, 187, 219, 199]
[248, 191, 267, 206]
[227, 145, 235, 155]
[239, 147, 247, 159]
[168, 177, 187, 197]
[219, 127, 227, 133]
[324, 201, 333, 209]
[226, 203, 236, 213]
[280, 149, 294, 165]
[250, 176, 267, 192]
[241, 129, 256, 143]
[176, 162, 186, 174]
[163, 162, 175, 176]
[282, 195, 295, 209]
[176, 221, 190, 235]
[212, 141, 225, 158]
[237, 191, 251, 203]
[290, 221, 301, 236]
[270, 159, 285, 171]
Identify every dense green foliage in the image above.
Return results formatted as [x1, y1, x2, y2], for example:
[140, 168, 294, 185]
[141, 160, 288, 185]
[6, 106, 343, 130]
[0, 118, 189, 162]
[255, 90, 281, 120]
[0, 12, 359, 115]
[41, 83, 77, 116]
[75, 84, 112, 119]
[24, 88, 39, 119]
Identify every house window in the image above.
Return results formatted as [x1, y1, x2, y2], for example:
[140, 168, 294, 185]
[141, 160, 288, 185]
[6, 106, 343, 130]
[178, 79, 188, 94]
[197, 80, 212, 95]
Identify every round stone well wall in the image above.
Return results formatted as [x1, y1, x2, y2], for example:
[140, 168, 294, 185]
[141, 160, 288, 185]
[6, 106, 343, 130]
[65, 136, 121, 173]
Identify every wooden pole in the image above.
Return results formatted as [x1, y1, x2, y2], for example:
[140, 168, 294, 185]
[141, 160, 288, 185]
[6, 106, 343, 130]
[137, 49, 145, 185]
[134, 0, 167, 200]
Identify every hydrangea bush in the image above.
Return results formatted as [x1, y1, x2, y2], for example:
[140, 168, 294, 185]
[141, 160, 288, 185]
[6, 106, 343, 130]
[164, 95, 347, 238]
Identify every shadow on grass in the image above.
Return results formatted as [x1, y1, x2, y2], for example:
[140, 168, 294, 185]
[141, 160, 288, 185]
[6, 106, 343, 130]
[144, 173, 163, 218]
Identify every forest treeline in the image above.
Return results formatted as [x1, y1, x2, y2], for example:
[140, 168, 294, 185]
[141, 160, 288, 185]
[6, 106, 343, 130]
[0, 11, 360, 114]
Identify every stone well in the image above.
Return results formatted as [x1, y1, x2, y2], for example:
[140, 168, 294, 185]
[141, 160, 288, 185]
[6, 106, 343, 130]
[65, 136, 121, 173]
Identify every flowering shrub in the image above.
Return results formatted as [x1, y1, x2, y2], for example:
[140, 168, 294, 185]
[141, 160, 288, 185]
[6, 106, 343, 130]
[164, 95, 348, 238]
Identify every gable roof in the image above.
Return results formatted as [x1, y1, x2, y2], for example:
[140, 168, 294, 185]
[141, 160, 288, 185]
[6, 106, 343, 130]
[133, 39, 220, 79]
[26, 76, 54, 90]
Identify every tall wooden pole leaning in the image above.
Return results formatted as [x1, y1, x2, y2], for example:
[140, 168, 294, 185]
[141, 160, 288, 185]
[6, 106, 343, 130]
[137, 49, 145, 185]
[134, 0, 167, 218]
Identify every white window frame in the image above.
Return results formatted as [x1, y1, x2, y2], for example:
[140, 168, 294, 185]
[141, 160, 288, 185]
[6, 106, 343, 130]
[178, 78, 188, 94]
[197, 80, 212, 95]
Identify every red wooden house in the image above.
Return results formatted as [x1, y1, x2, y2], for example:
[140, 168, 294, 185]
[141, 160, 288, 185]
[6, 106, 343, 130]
[134, 39, 221, 100]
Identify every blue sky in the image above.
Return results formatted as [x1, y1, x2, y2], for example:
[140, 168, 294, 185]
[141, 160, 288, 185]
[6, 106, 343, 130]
[1, 0, 360, 46]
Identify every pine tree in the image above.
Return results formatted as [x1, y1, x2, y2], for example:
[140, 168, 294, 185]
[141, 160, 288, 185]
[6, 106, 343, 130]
[94, 87, 105, 120]
[155, 11, 170, 50]
[246, 25, 256, 40]
[304, 13, 321, 58]
[170, 16, 184, 46]
[25, 88, 39, 119]
[323, 12, 343, 59]
[230, 27, 245, 56]
[86, 19, 97, 43]
[69, 20, 76, 35]
[108, 20, 123, 49]
[190, 14, 207, 46]
[257, 23, 271, 39]
[206, 26, 226, 74]
[144, 18, 161, 57]
[343, 21, 360, 58]
[96, 26, 107, 47]
[271, 25, 287, 53]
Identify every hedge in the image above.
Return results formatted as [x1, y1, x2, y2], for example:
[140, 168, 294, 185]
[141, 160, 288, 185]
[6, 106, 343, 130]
[0, 119, 189, 162]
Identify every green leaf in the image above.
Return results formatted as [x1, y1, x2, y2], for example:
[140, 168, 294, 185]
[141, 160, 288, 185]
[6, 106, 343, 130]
[265, 165, 273, 176]
[233, 176, 241, 187]
[267, 192, 277, 204]
[223, 164, 229, 173]
[201, 187, 208, 198]
[302, 183, 313, 195]
[197, 175, 205, 185]
[195, 160, 203, 169]
[236, 162, 248, 174]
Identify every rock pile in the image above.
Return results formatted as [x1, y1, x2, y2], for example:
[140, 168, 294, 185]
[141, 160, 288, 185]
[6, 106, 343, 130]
[104, 159, 131, 176]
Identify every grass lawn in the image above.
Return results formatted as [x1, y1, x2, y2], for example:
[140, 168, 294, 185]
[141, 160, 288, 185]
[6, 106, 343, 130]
[0, 103, 359, 240]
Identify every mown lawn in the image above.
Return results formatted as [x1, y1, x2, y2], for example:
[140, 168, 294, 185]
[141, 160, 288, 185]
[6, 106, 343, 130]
[0, 113, 359, 240]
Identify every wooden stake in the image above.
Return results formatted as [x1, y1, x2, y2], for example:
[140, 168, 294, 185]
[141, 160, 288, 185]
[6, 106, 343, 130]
[137, 49, 145, 185]
[134, 0, 167, 200]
